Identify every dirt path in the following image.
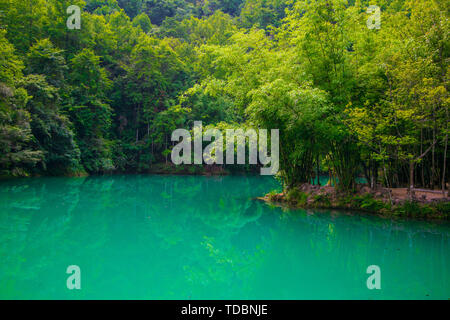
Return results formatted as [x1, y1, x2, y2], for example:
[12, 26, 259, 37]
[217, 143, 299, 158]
[389, 188, 448, 201]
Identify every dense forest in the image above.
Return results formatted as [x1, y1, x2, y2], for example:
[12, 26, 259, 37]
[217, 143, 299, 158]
[0, 0, 448, 194]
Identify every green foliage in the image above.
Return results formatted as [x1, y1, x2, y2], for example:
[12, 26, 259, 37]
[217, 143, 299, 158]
[435, 202, 450, 216]
[285, 188, 308, 206]
[26, 39, 68, 87]
[0, 31, 43, 176]
[0, 0, 447, 195]
[313, 194, 331, 207]
[18, 75, 81, 174]
[394, 201, 433, 217]
[239, 0, 289, 28]
[132, 12, 153, 33]
[351, 193, 386, 212]
[267, 189, 279, 201]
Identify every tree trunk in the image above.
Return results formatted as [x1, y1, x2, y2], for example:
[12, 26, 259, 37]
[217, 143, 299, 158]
[442, 133, 448, 197]
[432, 126, 436, 189]
[165, 134, 168, 164]
[382, 161, 392, 204]
[443, 104, 449, 197]
[409, 160, 415, 201]
[316, 154, 320, 186]
[371, 160, 378, 189]
[421, 129, 425, 187]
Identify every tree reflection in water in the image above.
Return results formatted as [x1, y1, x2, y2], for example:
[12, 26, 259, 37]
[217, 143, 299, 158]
[0, 175, 448, 299]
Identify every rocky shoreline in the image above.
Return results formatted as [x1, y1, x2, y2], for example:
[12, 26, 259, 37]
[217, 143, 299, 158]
[258, 183, 450, 220]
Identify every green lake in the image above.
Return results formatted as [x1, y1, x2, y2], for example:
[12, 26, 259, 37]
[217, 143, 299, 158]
[0, 175, 448, 299]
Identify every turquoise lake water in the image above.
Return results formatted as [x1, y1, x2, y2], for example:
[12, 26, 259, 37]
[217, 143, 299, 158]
[0, 175, 448, 299]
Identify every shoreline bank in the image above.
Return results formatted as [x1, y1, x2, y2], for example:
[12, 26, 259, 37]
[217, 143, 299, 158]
[258, 184, 450, 221]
